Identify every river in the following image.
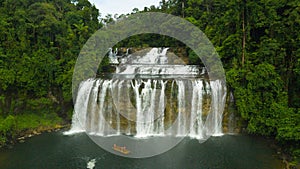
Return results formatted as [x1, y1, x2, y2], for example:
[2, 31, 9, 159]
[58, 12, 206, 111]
[0, 131, 283, 169]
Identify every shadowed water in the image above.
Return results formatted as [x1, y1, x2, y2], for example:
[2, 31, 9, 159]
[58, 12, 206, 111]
[0, 132, 283, 169]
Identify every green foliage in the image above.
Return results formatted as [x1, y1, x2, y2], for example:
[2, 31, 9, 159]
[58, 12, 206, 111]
[0, 0, 101, 118]
[277, 108, 300, 141]
[0, 0, 100, 146]
[0, 69, 15, 90]
[188, 50, 201, 65]
[0, 115, 16, 136]
[0, 115, 16, 146]
[115, 34, 185, 48]
[0, 113, 62, 146]
[168, 0, 300, 163]
[14, 113, 62, 131]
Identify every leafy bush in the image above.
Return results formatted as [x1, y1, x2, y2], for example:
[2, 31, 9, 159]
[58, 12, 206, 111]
[0, 115, 17, 146]
[0, 113, 62, 146]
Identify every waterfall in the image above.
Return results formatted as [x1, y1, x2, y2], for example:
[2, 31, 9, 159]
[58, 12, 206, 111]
[66, 48, 226, 140]
[64, 79, 95, 135]
[65, 78, 226, 138]
[157, 80, 167, 135]
[204, 80, 226, 136]
[108, 48, 119, 64]
[86, 79, 101, 135]
[132, 48, 160, 64]
[176, 80, 186, 137]
[131, 79, 167, 138]
[189, 80, 204, 139]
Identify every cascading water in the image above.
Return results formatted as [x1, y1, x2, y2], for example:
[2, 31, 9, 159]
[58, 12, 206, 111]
[209, 80, 227, 136]
[64, 79, 95, 135]
[65, 48, 226, 140]
[189, 80, 204, 139]
[176, 80, 187, 137]
[108, 48, 119, 64]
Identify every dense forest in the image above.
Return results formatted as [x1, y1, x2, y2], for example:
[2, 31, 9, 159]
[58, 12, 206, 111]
[139, 0, 300, 165]
[0, 0, 299, 166]
[0, 0, 101, 145]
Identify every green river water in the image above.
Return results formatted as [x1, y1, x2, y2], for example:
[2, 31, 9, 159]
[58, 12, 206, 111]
[0, 132, 283, 169]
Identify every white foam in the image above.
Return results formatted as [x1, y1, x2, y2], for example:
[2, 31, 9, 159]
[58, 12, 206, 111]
[87, 159, 96, 169]
[212, 133, 224, 137]
[63, 130, 85, 135]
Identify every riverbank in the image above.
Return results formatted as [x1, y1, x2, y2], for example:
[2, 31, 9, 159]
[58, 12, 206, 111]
[229, 119, 299, 168]
[0, 113, 69, 148]
[242, 132, 300, 169]
[265, 137, 297, 169]
[15, 123, 70, 144]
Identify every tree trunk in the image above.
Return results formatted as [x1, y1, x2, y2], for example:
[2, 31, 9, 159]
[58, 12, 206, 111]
[242, 3, 246, 67]
[182, 1, 185, 18]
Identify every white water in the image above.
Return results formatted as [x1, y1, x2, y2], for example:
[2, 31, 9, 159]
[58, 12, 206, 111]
[86, 79, 102, 135]
[206, 80, 226, 136]
[116, 65, 200, 76]
[131, 48, 163, 64]
[176, 80, 186, 137]
[115, 47, 200, 76]
[64, 79, 95, 135]
[108, 48, 119, 64]
[96, 80, 111, 136]
[189, 80, 204, 139]
[86, 159, 96, 169]
[66, 78, 226, 138]
[66, 48, 226, 139]
[157, 80, 167, 135]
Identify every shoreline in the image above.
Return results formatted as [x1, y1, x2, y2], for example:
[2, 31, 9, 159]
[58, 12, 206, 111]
[244, 132, 296, 169]
[1, 123, 70, 148]
[17, 124, 70, 141]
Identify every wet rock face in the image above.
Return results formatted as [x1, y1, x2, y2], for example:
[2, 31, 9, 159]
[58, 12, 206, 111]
[222, 91, 244, 134]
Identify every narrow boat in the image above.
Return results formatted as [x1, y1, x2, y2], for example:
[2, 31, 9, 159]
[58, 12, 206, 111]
[113, 144, 130, 155]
